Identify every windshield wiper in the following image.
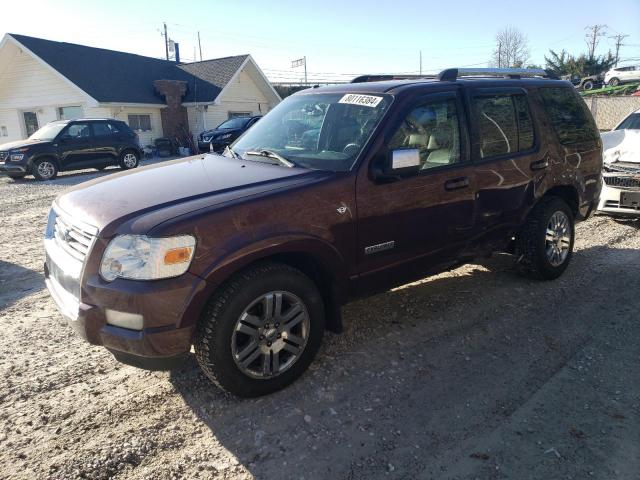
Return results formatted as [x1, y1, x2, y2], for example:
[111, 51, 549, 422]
[244, 149, 296, 168]
[223, 145, 241, 160]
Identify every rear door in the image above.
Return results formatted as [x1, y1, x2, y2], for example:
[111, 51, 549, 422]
[91, 121, 120, 165]
[465, 87, 541, 249]
[355, 89, 477, 292]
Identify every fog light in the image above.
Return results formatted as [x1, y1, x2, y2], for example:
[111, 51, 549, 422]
[105, 309, 144, 330]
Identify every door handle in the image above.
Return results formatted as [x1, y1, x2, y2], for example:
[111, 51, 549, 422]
[530, 158, 549, 171]
[444, 176, 470, 191]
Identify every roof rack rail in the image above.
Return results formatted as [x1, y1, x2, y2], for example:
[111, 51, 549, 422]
[437, 67, 558, 81]
[351, 74, 429, 83]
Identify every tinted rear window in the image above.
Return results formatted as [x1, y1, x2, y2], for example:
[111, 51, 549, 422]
[539, 87, 599, 145]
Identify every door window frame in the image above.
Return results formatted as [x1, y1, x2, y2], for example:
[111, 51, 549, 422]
[60, 122, 95, 140]
[465, 86, 540, 164]
[370, 89, 471, 180]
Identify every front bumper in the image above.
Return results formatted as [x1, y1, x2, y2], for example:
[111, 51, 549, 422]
[597, 182, 640, 216]
[44, 221, 209, 370]
[0, 162, 27, 174]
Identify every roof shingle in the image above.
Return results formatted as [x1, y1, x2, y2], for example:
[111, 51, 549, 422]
[8, 34, 248, 104]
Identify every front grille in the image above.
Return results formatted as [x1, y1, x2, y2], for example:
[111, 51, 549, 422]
[0, 151, 7, 162]
[604, 200, 620, 209]
[604, 162, 640, 174]
[52, 212, 97, 263]
[604, 176, 640, 189]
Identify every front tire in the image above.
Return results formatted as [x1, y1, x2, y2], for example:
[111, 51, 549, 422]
[119, 150, 139, 170]
[516, 197, 575, 280]
[582, 80, 594, 90]
[195, 262, 325, 397]
[609, 77, 620, 87]
[32, 158, 58, 181]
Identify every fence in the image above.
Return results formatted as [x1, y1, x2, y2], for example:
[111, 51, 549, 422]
[583, 96, 640, 130]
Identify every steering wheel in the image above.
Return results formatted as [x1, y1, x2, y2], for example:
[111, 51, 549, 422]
[343, 143, 361, 156]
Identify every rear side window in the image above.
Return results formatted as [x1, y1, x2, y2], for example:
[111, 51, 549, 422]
[474, 94, 534, 159]
[92, 122, 115, 137]
[539, 87, 599, 145]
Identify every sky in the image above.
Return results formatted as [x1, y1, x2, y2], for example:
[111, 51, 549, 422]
[2, 0, 639, 83]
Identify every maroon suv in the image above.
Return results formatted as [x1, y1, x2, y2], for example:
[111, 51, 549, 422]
[44, 68, 602, 397]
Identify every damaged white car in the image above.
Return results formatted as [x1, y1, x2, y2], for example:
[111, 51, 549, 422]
[597, 129, 640, 216]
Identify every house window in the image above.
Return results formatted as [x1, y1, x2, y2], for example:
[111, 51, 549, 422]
[128, 114, 152, 132]
[228, 111, 252, 119]
[0, 126, 7, 137]
[58, 106, 83, 120]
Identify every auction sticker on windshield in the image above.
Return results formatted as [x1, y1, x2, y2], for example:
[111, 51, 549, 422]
[339, 94, 383, 108]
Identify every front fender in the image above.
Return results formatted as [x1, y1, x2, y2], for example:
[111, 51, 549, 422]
[177, 235, 349, 329]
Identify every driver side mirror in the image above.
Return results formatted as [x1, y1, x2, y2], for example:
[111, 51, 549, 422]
[371, 148, 421, 183]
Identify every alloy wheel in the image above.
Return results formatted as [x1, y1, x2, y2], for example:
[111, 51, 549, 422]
[123, 153, 138, 168]
[545, 211, 571, 267]
[231, 291, 310, 379]
[37, 161, 55, 179]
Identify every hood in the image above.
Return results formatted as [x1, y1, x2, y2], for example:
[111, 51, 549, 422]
[56, 154, 325, 234]
[601, 130, 640, 164]
[0, 139, 51, 151]
[202, 127, 242, 138]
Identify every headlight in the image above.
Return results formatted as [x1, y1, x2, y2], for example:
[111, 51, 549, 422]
[10, 153, 24, 161]
[202, 136, 212, 142]
[100, 234, 196, 282]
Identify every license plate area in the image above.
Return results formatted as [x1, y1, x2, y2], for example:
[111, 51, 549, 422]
[620, 191, 640, 209]
[45, 252, 81, 299]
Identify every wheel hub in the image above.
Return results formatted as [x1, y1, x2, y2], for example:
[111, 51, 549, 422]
[545, 211, 571, 267]
[231, 291, 310, 379]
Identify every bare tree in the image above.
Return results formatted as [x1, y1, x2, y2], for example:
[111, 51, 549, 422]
[490, 26, 530, 68]
[585, 24, 607, 60]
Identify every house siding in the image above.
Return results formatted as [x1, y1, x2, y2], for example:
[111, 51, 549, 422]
[0, 46, 89, 141]
[187, 69, 276, 136]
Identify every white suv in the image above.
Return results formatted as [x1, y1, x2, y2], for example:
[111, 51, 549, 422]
[604, 65, 640, 86]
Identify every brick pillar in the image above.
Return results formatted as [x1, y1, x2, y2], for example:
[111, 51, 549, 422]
[153, 79, 189, 139]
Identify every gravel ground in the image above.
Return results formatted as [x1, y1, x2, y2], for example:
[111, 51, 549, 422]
[0, 162, 639, 480]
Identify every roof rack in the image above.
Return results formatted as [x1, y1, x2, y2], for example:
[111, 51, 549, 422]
[437, 67, 558, 81]
[350, 74, 429, 83]
[350, 68, 558, 84]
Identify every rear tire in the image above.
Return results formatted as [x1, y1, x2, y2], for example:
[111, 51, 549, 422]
[516, 197, 575, 280]
[195, 262, 325, 397]
[582, 80, 594, 90]
[119, 150, 139, 170]
[32, 158, 58, 181]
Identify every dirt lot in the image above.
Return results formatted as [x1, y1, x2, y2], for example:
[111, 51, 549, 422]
[1, 163, 639, 480]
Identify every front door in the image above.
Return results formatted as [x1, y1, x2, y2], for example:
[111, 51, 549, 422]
[57, 122, 96, 169]
[355, 90, 476, 294]
[23, 111, 39, 137]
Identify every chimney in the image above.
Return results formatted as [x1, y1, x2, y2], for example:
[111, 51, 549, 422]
[175, 42, 180, 63]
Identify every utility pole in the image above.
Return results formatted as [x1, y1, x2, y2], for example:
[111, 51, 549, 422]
[163, 22, 169, 60]
[610, 33, 629, 66]
[304, 56, 307, 84]
[197, 32, 203, 61]
[585, 24, 607, 60]
[498, 42, 502, 68]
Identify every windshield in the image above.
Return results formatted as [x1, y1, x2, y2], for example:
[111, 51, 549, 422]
[616, 113, 640, 130]
[29, 123, 67, 141]
[217, 117, 250, 130]
[230, 92, 392, 172]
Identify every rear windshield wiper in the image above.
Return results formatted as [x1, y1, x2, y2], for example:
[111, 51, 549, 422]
[244, 149, 296, 168]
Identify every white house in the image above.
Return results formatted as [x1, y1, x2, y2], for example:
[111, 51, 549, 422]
[0, 34, 280, 146]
